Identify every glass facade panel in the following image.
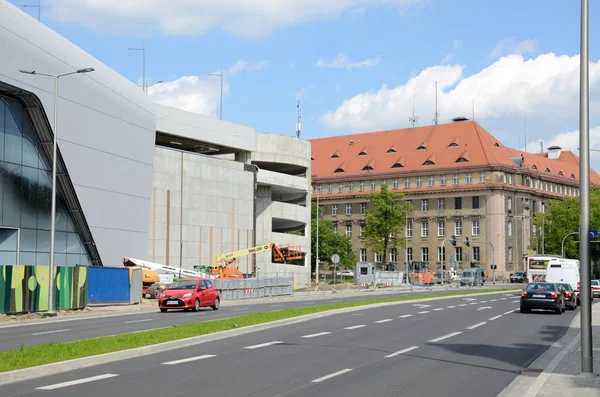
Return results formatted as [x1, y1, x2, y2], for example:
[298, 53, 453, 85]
[0, 95, 91, 267]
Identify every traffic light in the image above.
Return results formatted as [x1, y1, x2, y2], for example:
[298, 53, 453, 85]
[450, 235, 457, 246]
[464, 237, 470, 247]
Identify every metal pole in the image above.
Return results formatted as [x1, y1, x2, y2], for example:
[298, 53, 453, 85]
[440, 238, 447, 287]
[143, 42, 146, 94]
[561, 231, 578, 258]
[315, 194, 319, 290]
[490, 243, 496, 285]
[579, 0, 593, 374]
[48, 75, 58, 316]
[220, 68, 223, 120]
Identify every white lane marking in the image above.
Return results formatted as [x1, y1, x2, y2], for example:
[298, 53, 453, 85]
[32, 329, 70, 336]
[350, 313, 365, 316]
[463, 298, 477, 301]
[385, 346, 419, 358]
[375, 319, 393, 323]
[429, 331, 462, 343]
[162, 354, 216, 365]
[232, 308, 248, 311]
[503, 309, 516, 315]
[488, 315, 503, 321]
[302, 332, 332, 338]
[477, 307, 492, 311]
[459, 304, 467, 307]
[469, 302, 478, 305]
[480, 301, 488, 303]
[124, 319, 153, 324]
[446, 305, 456, 309]
[413, 304, 432, 308]
[244, 341, 283, 349]
[269, 305, 284, 308]
[312, 368, 353, 383]
[398, 314, 413, 318]
[418, 311, 430, 314]
[500, 298, 508, 300]
[466, 322, 487, 330]
[490, 299, 498, 302]
[433, 308, 444, 311]
[512, 300, 520, 303]
[344, 325, 366, 330]
[36, 374, 118, 390]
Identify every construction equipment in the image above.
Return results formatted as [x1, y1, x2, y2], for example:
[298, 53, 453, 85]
[212, 243, 304, 279]
[408, 261, 435, 285]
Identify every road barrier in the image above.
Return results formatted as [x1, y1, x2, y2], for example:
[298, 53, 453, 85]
[214, 277, 293, 300]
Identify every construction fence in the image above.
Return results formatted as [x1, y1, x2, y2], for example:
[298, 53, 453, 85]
[214, 277, 294, 300]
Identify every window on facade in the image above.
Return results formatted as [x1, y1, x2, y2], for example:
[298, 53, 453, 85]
[317, 185, 322, 194]
[456, 247, 463, 262]
[333, 223, 338, 233]
[406, 247, 413, 262]
[370, 181, 376, 190]
[360, 248, 367, 262]
[454, 197, 462, 210]
[421, 221, 429, 237]
[472, 196, 479, 209]
[374, 252, 382, 262]
[507, 221, 512, 236]
[438, 246, 446, 262]
[349, 182, 354, 192]
[404, 178, 410, 188]
[472, 246, 480, 262]
[338, 183, 343, 193]
[438, 220, 445, 237]
[359, 181, 365, 191]
[416, 177, 422, 188]
[421, 199, 429, 211]
[390, 248, 397, 263]
[437, 198, 445, 210]
[421, 247, 429, 262]
[406, 220, 413, 237]
[360, 224, 365, 237]
[428, 176, 434, 187]
[393, 179, 399, 189]
[454, 219, 463, 236]
[360, 202, 367, 214]
[346, 224, 352, 237]
[472, 219, 480, 235]
[441, 175, 447, 186]
[479, 172, 485, 183]
[465, 173, 472, 184]
[508, 197, 512, 211]
[508, 247, 513, 263]
[453, 174, 459, 184]
[345, 203, 352, 215]
[331, 204, 338, 216]
[327, 184, 332, 193]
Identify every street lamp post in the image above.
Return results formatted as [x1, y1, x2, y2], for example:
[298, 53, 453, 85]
[561, 231, 579, 258]
[144, 80, 163, 90]
[315, 192, 319, 290]
[207, 69, 224, 120]
[18, 67, 95, 316]
[128, 42, 146, 94]
[21, 1, 40, 20]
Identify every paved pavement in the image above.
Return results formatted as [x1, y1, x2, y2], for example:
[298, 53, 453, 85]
[0, 285, 515, 352]
[0, 291, 578, 397]
[499, 301, 600, 397]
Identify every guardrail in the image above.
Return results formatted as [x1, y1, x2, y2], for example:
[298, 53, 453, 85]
[214, 277, 294, 300]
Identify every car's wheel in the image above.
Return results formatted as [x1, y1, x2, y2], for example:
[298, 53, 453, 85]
[193, 298, 201, 312]
[160, 308, 167, 313]
[520, 307, 530, 313]
[149, 283, 161, 299]
[212, 297, 220, 310]
[556, 306, 562, 314]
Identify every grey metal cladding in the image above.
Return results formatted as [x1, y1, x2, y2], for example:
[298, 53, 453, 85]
[1, 2, 157, 265]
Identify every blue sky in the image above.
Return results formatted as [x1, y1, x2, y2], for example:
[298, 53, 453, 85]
[10, 0, 600, 166]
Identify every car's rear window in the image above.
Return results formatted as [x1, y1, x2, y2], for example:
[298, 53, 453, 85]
[526, 283, 556, 291]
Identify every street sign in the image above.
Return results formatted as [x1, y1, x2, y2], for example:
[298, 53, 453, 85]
[590, 229, 599, 238]
[331, 254, 340, 264]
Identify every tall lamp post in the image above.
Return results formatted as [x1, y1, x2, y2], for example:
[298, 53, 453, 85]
[315, 190, 320, 290]
[207, 69, 224, 120]
[18, 67, 95, 316]
[21, 1, 41, 20]
[128, 42, 146, 94]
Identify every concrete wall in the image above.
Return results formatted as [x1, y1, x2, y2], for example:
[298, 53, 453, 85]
[149, 147, 255, 273]
[0, 3, 156, 265]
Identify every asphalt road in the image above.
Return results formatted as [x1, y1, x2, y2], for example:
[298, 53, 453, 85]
[0, 291, 581, 397]
[0, 288, 474, 351]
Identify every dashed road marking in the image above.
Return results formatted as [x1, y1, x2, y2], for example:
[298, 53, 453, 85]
[162, 354, 216, 365]
[344, 325, 366, 330]
[32, 329, 70, 336]
[446, 305, 456, 309]
[433, 308, 444, 311]
[36, 374, 118, 390]
[466, 322, 487, 330]
[459, 304, 467, 307]
[385, 346, 419, 358]
[375, 319, 393, 323]
[302, 332, 332, 338]
[429, 331, 462, 343]
[312, 368, 353, 383]
[418, 311, 430, 314]
[125, 319, 153, 324]
[244, 341, 283, 349]
[503, 309, 516, 315]
[398, 314, 413, 318]
[488, 315, 503, 321]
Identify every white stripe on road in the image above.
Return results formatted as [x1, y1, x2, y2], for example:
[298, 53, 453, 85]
[466, 322, 487, 330]
[312, 368, 353, 383]
[463, 298, 477, 301]
[302, 332, 331, 338]
[350, 313, 365, 316]
[124, 319, 153, 324]
[232, 308, 248, 311]
[344, 325, 366, 330]
[433, 308, 444, 311]
[503, 309, 516, 315]
[490, 299, 498, 302]
[469, 302, 478, 305]
[418, 311, 430, 314]
[269, 305, 285, 308]
[512, 300, 520, 303]
[488, 315, 503, 321]
[36, 374, 118, 390]
[32, 329, 70, 336]
[446, 305, 456, 309]
[398, 314, 413, 318]
[500, 298, 508, 300]
[375, 319, 393, 323]
[413, 304, 432, 308]
[385, 346, 419, 358]
[244, 341, 283, 349]
[162, 354, 216, 365]
[480, 301, 488, 303]
[429, 331, 462, 343]
[459, 304, 467, 307]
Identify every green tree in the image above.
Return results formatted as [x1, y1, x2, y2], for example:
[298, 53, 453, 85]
[363, 183, 413, 262]
[310, 205, 356, 270]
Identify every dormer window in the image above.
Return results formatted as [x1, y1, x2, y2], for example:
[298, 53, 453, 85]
[391, 162, 403, 168]
[423, 160, 435, 165]
[358, 151, 367, 156]
[417, 145, 427, 151]
[311, 157, 315, 161]
[448, 142, 459, 147]
[532, 165, 537, 170]
[334, 168, 345, 173]
[570, 174, 576, 179]
[386, 148, 396, 153]
[558, 171, 564, 176]
[545, 168, 551, 173]
[331, 153, 339, 159]
[456, 157, 469, 163]
[362, 165, 374, 171]
[494, 142, 500, 147]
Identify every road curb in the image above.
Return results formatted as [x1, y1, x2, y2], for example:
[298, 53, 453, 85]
[0, 289, 519, 387]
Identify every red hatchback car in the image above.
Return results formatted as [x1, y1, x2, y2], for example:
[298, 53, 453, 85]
[158, 278, 220, 312]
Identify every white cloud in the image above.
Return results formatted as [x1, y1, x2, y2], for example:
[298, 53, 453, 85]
[45, 0, 425, 39]
[321, 53, 600, 131]
[147, 59, 266, 117]
[317, 53, 380, 70]
[490, 37, 539, 59]
[441, 40, 462, 64]
[527, 127, 600, 155]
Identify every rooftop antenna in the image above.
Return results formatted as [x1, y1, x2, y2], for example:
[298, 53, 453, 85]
[433, 81, 439, 125]
[296, 100, 301, 138]
[409, 96, 418, 128]
[472, 98, 475, 121]
[524, 111, 527, 152]
[540, 141, 544, 153]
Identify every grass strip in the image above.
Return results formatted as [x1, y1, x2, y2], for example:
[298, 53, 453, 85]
[1, 288, 518, 372]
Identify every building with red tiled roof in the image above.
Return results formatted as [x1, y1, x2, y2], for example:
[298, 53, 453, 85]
[310, 119, 598, 279]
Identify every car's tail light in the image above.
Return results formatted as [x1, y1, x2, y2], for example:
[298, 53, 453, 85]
[550, 293, 558, 299]
[577, 282, 581, 291]
[521, 292, 528, 297]
[565, 292, 572, 297]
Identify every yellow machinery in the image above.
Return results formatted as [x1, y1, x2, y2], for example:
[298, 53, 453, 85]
[212, 243, 303, 279]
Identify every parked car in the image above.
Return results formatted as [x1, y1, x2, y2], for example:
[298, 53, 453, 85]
[158, 278, 220, 312]
[460, 268, 485, 286]
[555, 282, 577, 310]
[520, 282, 566, 314]
[434, 270, 461, 284]
[510, 272, 528, 283]
[592, 280, 600, 298]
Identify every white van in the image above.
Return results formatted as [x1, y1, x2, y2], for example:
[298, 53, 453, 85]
[545, 258, 581, 303]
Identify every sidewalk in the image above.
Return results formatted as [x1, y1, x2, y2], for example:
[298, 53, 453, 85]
[500, 303, 600, 397]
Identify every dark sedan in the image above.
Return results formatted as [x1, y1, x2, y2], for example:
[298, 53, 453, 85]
[555, 283, 577, 310]
[520, 282, 566, 314]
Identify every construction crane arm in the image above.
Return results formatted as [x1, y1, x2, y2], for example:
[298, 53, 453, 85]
[213, 244, 273, 267]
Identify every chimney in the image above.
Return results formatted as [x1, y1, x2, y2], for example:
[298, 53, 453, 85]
[451, 116, 469, 123]
[547, 145, 562, 160]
